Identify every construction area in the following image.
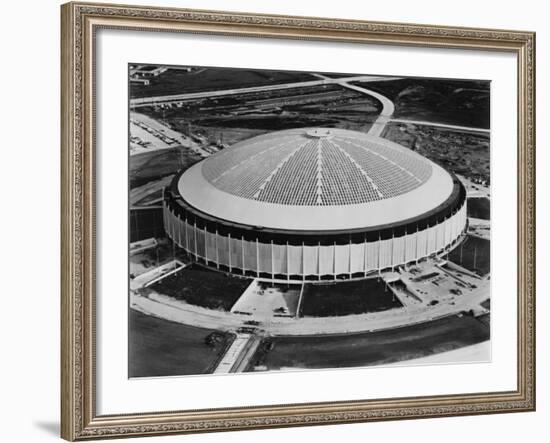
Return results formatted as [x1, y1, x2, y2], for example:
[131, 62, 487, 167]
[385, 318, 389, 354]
[127, 65, 491, 377]
[130, 234, 490, 375]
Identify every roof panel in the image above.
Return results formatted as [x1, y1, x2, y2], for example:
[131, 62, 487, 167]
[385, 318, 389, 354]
[201, 128, 433, 207]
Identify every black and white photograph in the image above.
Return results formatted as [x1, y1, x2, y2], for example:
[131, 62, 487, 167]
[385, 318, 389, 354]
[1, 0, 543, 440]
[128, 64, 491, 378]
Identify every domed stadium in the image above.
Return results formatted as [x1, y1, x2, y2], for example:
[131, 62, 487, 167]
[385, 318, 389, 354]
[163, 128, 467, 280]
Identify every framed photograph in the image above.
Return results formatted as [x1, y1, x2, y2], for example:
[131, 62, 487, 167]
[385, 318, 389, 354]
[61, 1, 536, 440]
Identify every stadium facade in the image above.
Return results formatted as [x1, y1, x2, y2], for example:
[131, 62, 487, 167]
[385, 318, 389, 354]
[163, 128, 467, 280]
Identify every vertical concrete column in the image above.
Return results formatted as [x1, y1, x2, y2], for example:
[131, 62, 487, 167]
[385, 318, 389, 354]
[271, 240, 274, 280]
[454, 209, 459, 240]
[177, 215, 182, 247]
[204, 225, 208, 263]
[404, 229, 408, 265]
[443, 216, 448, 252]
[391, 231, 395, 271]
[318, 242, 321, 280]
[286, 241, 290, 281]
[228, 232, 232, 272]
[184, 217, 189, 252]
[378, 235, 382, 275]
[425, 224, 430, 257]
[333, 241, 337, 280]
[348, 238, 353, 278]
[241, 235, 245, 275]
[415, 225, 419, 264]
[302, 242, 305, 281]
[164, 207, 169, 239]
[364, 235, 368, 277]
[256, 238, 260, 277]
[162, 200, 167, 234]
[215, 228, 220, 269]
[193, 219, 198, 260]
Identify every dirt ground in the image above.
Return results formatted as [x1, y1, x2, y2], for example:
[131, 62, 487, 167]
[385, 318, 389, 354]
[383, 122, 490, 184]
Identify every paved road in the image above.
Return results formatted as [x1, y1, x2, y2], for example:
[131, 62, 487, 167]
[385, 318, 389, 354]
[312, 74, 396, 137]
[390, 118, 490, 134]
[130, 75, 399, 108]
[213, 333, 254, 374]
[132, 74, 488, 137]
[341, 83, 395, 136]
[313, 74, 488, 136]
[131, 271, 489, 336]
[130, 260, 186, 290]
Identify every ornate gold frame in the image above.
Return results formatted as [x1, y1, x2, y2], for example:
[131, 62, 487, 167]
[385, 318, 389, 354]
[61, 1, 536, 440]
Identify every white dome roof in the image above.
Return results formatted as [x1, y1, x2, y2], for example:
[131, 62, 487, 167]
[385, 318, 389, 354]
[178, 128, 454, 231]
[201, 128, 433, 206]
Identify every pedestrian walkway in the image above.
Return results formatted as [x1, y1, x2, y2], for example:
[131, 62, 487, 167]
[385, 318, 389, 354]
[213, 333, 255, 374]
[130, 259, 186, 290]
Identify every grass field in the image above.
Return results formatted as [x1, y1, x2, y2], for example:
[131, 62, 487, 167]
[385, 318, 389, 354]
[467, 197, 491, 220]
[250, 314, 490, 371]
[129, 147, 202, 189]
[299, 278, 402, 318]
[150, 265, 251, 311]
[129, 310, 232, 377]
[356, 77, 490, 129]
[448, 235, 491, 276]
